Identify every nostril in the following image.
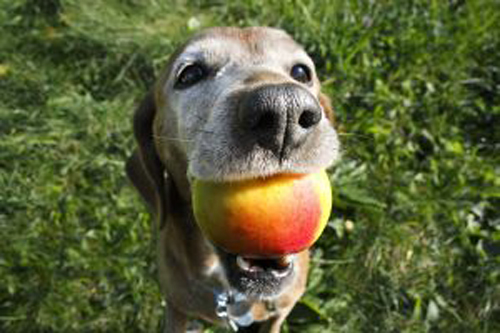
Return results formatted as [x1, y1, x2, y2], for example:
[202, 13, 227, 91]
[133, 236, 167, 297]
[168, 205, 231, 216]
[298, 110, 321, 129]
[252, 111, 278, 131]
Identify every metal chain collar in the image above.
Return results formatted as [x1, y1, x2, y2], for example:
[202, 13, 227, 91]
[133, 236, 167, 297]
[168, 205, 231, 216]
[215, 290, 254, 331]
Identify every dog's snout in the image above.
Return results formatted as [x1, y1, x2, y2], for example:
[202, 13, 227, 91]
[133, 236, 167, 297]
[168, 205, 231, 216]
[239, 84, 322, 156]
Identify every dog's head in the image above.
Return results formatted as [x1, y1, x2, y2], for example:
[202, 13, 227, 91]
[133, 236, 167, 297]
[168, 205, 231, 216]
[127, 27, 340, 299]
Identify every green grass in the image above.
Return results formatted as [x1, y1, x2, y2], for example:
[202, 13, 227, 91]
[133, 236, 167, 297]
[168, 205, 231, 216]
[1, 0, 499, 332]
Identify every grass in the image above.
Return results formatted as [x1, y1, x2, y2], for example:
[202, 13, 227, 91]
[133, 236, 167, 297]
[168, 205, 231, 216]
[1, 0, 499, 332]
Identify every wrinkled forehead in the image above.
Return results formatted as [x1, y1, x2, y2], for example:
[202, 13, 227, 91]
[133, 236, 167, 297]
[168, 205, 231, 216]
[172, 27, 313, 71]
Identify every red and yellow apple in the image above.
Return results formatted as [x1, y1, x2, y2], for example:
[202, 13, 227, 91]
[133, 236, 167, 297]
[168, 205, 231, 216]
[192, 171, 332, 257]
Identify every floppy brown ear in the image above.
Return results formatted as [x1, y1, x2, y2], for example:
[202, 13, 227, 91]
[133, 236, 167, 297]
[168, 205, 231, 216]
[126, 91, 168, 228]
[319, 92, 336, 126]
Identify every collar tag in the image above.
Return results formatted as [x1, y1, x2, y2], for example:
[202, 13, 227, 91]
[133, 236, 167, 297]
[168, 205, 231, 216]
[215, 291, 238, 331]
[215, 290, 254, 331]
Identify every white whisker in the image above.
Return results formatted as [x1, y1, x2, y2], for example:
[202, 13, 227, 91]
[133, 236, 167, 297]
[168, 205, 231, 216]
[153, 135, 194, 143]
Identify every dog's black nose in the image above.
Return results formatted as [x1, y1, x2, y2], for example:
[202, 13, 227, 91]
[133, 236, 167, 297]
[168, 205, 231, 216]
[239, 84, 322, 158]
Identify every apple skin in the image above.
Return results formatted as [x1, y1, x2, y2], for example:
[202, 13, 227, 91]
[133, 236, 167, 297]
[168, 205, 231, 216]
[192, 171, 332, 257]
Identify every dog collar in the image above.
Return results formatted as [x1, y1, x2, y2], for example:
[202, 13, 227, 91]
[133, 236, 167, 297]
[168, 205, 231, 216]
[215, 290, 254, 331]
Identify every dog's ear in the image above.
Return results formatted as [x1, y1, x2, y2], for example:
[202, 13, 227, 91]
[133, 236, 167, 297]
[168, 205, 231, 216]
[319, 92, 336, 126]
[126, 91, 168, 228]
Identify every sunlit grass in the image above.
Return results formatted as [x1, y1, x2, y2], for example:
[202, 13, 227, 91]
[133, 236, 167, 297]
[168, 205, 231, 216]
[1, 0, 499, 332]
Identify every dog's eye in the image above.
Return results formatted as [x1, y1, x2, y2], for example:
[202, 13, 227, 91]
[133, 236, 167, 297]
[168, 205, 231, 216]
[290, 64, 312, 84]
[175, 63, 207, 89]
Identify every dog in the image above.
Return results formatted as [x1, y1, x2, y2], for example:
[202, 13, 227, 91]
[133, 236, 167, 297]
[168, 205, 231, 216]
[126, 27, 340, 332]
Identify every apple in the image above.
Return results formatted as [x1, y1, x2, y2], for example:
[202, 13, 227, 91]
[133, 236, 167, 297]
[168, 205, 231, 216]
[192, 171, 332, 257]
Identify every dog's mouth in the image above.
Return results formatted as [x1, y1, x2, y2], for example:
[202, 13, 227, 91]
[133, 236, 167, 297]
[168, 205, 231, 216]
[235, 255, 294, 278]
[216, 249, 296, 298]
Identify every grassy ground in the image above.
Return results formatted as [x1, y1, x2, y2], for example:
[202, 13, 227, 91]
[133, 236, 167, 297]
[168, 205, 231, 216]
[1, 0, 499, 332]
